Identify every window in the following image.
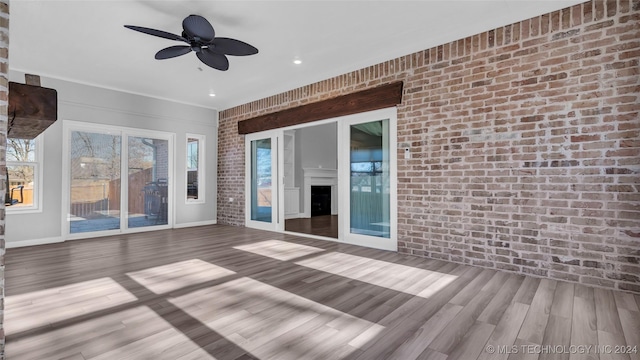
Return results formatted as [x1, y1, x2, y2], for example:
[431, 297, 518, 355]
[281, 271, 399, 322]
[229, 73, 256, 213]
[186, 134, 205, 203]
[6, 137, 42, 211]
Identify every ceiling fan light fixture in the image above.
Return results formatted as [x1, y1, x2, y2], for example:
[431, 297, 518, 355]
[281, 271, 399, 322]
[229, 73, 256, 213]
[124, 15, 258, 71]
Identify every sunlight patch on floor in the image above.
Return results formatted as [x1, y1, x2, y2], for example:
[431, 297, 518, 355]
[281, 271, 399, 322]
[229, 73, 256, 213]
[234, 239, 325, 261]
[295, 252, 458, 298]
[5, 277, 138, 335]
[170, 276, 382, 359]
[126, 259, 236, 294]
[88, 306, 217, 360]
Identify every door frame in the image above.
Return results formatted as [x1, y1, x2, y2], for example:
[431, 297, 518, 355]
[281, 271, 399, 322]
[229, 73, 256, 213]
[243, 107, 397, 251]
[244, 129, 283, 231]
[337, 107, 398, 251]
[62, 120, 175, 241]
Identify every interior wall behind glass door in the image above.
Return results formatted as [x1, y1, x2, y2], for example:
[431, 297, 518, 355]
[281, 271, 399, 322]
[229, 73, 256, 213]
[128, 137, 169, 228]
[69, 131, 121, 234]
[250, 138, 273, 223]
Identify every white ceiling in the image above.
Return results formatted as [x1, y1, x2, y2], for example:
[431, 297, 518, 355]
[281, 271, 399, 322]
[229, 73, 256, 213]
[10, 1, 585, 111]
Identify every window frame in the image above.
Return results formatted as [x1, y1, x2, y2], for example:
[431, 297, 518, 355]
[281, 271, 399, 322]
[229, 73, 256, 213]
[6, 135, 44, 213]
[185, 133, 205, 204]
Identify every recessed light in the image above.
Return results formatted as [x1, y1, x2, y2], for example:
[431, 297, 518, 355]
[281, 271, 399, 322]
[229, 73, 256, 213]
[293, 59, 302, 65]
[209, 93, 216, 97]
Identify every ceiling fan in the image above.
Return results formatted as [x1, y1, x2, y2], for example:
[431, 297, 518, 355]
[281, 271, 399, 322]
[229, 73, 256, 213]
[124, 14, 258, 71]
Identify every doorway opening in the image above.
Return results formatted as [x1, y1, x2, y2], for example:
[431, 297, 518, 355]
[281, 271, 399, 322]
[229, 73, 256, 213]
[283, 122, 339, 239]
[245, 107, 397, 251]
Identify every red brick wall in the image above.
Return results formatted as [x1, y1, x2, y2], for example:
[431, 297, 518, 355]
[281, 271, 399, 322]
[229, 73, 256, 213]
[218, 0, 640, 293]
[0, 1, 8, 356]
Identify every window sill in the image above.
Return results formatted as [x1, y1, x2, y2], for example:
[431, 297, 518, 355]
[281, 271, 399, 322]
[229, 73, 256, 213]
[6, 207, 42, 215]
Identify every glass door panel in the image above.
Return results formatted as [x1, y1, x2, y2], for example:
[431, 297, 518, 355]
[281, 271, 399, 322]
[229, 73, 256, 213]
[127, 136, 169, 228]
[250, 138, 273, 223]
[69, 131, 122, 234]
[246, 130, 281, 231]
[339, 108, 397, 251]
[349, 119, 390, 238]
[67, 125, 174, 238]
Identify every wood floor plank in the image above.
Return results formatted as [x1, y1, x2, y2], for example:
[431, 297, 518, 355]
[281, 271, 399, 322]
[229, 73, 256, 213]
[254, 314, 335, 360]
[517, 279, 558, 345]
[415, 348, 448, 360]
[351, 317, 422, 360]
[550, 281, 575, 319]
[595, 288, 625, 335]
[445, 321, 495, 360]
[60, 353, 87, 360]
[570, 285, 598, 360]
[4, 224, 639, 360]
[598, 330, 631, 360]
[448, 269, 497, 306]
[478, 302, 530, 360]
[614, 292, 640, 312]
[376, 264, 472, 328]
[508, 338, 541, 360]
[347, 322, 386, 350]
[387, 303, 463, 360]
[477, 274, 525, 325]
[617, 308, 640, 360]
[428, 271, 509, 355]
[540, 314, 572, 360]
[512, 276, 542, 305]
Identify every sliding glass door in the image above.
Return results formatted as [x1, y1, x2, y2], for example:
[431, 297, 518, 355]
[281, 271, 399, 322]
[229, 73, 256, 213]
[243, 108, 396, 250]
[339, 108, 397, 251]
[66, 123, 173, 238]
[245, 130, 282, 231]
[127, 136, 169, 228]
[69, 131, 122, 234]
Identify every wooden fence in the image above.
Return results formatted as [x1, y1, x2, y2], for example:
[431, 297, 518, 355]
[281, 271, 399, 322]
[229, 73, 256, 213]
[70, 168, 153, 218]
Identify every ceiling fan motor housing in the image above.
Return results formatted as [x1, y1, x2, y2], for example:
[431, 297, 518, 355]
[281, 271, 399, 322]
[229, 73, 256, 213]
[124, 15, 258, 71]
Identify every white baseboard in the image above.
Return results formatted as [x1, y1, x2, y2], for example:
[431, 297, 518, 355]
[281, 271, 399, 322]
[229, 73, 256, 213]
[173, 220, 217, 229]
[6, 236, 64, 248]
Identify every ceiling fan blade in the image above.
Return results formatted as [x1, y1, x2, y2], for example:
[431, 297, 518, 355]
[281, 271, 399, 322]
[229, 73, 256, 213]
[155, 45, 192, 60]
[209, 37, 258, 56]
[124, 25, 186, 42]
[183, 15, 215, 42]
[197, 48, 229, 71]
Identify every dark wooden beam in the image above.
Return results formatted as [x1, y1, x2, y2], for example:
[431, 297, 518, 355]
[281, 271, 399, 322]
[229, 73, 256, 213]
[8, 81, 58, 139]
[238, 81, 403, 134]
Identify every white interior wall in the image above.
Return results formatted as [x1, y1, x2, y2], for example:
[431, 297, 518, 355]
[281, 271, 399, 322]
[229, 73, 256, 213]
[6, 71, 218, 247]
[298, 123, 338, 169]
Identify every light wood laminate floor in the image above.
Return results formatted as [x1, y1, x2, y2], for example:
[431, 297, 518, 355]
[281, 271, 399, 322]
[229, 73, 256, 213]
[5, 225, 640, 360]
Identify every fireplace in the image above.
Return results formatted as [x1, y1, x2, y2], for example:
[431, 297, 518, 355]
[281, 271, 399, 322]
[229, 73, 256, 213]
[303, 168, 337, 218]
[311, 186, 331, 216]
